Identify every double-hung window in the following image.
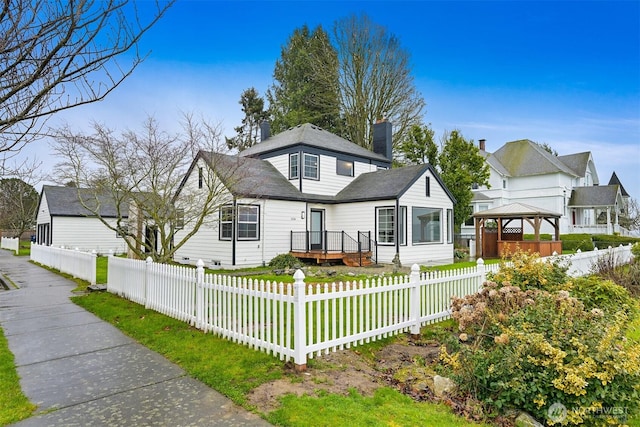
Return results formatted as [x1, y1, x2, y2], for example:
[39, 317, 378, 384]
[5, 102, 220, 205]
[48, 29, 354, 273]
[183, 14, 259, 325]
[289, 153, 299, 179]
[377, 207, 395, 244]
[303, 153, 319, 180]
[237, 205, 259, 240]
[219, 205, 260, 240]
[376, 206, 406, 245]
[219, 206, 233, 240]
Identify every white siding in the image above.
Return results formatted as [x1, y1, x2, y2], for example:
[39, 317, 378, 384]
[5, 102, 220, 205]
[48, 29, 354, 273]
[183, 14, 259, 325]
[173, 157, 234, 267]
[36, 193, 51, 224]
[52, 217, 126, 254]
[398, 169, 454, 265]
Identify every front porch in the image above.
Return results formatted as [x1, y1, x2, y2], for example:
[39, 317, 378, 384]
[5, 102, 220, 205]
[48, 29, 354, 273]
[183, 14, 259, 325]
[290, 231, 376, 267]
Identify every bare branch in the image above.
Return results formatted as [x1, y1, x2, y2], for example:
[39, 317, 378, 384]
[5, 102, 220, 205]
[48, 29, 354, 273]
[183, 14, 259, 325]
[0, 0, 174, 154]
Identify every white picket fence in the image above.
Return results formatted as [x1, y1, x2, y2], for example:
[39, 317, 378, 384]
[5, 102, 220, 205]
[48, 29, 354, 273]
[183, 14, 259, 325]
[106, 244, 636, 367]
[30, 243, 97, 285]
[107, 256, 494, 367]
[1, 237, 19, 254]
[559, 244, 635, 277]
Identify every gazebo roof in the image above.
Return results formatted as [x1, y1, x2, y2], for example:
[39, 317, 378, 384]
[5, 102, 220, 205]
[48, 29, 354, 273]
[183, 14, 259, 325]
[473, 202, 562, 219]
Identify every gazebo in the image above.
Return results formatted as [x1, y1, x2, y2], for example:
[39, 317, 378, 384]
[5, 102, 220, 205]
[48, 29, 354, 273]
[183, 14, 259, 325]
[473, 202, 562, 258]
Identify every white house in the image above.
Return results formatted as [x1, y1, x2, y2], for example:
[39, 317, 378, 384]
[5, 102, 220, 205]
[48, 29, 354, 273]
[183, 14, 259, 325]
[462, 139, 628, 237]
[173, 121, 456, 268]
[35, 185, 128, 254]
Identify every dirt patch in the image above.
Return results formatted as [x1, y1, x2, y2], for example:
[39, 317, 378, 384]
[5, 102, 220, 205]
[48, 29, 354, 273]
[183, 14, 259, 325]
[248, 347, 382, 412]
[247, 338, 444, 414]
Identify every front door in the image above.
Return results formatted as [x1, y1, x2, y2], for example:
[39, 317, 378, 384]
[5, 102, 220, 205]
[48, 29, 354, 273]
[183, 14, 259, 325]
[310, 209, 324, 250]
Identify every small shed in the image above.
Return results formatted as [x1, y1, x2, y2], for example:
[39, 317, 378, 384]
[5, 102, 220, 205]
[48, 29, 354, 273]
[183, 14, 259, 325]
[473, 202, 562, 258]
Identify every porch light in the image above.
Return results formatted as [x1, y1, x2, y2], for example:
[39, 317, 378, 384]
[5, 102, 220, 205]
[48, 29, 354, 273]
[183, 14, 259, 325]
[301, 211, 305, 219]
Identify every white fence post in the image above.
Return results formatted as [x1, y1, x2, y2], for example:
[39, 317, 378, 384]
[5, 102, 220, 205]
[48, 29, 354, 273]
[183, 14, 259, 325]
[292, 269, 307, 370]
[477, 258, 485, 290]
[144, 256, 152, 309]
[409, 263, 421, 336]
[90, 250, 97, 285]
[195, 259, 205, 329]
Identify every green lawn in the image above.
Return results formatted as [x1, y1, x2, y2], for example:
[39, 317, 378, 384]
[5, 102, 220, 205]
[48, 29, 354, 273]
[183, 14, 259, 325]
[0, 327, 36, 425]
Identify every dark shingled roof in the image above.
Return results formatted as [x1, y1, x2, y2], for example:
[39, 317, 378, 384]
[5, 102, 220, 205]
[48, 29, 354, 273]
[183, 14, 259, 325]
[238, 123, 390, 163]
[336, 164, 428, 202]
[568, 185, 621, 207]
[608, 172, 629, 197]
[492, 140, 578, 177]
[557, 152, 591, 177]
[200, 152, 303, 200]
[41, 185, 127, 217]
[197, 151, 454, 204]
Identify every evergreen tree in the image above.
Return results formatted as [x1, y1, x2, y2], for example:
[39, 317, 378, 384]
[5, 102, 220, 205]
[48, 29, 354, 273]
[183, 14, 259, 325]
[267, 25, 342, 135]
[226, 88, 268, 151]
[438, 130, 490, 231]
[399, 123, 438, 166]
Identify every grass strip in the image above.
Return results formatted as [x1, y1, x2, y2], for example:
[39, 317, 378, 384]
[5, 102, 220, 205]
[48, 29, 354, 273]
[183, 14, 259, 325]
[71, 292, 283, 406]
[268, 387, 483, 427]
[0, 327, 36, 425]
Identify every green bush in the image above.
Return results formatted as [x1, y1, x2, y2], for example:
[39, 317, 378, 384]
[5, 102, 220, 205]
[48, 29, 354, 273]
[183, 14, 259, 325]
[566, 275, 638, 316]
[561, 234, 594, 252]
[523, 233, 552, 241]
[268, 253, 301, 270]
[591, 234, 640, 249]
[487, 249, 568, 292]
[632, 242, 640, 260]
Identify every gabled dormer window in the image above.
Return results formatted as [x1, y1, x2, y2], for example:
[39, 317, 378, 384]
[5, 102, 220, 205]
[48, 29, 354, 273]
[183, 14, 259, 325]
[303, 153, 319, 180]
[289, 153, 299, 179]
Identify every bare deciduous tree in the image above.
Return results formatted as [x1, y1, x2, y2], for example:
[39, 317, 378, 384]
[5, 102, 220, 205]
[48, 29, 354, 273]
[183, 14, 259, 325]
[333, 13, 425, 151]
[0, 0, 173, 155]
[52, 114, 243, 263]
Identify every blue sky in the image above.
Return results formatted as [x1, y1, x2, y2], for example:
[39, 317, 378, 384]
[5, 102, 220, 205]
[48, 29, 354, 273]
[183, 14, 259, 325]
[25, 0, 639, 198]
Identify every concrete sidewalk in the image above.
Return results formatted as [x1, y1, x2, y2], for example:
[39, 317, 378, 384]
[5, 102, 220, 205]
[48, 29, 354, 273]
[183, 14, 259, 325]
[0, 250, 271, 426]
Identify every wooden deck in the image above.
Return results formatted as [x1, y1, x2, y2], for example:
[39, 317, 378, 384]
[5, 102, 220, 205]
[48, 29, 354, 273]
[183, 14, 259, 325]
[290, 251, 373, 267]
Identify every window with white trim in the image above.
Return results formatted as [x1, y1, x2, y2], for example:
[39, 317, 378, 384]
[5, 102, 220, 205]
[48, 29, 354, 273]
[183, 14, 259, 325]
[237, 205, 259, 240]
[219, 206, 233, 240]
[289, 153, 299, 179]
[377, 207, 395, 244]
[303, 153, 319, 180]
[447, 209, 453, 244]
[376, 206, 406, 245]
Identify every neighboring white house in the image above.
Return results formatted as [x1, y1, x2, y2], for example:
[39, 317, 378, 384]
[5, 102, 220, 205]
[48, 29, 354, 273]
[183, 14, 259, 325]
[173, 121, 456, 268]
[462, 139, 629, 236]
[35, 185, 128, 253]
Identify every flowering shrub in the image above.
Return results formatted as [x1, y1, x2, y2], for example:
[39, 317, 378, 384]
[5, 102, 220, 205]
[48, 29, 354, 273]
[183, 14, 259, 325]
[443, 251, 640, 425]
[487, 248, 568, 292]
[632, 242, 640, 262]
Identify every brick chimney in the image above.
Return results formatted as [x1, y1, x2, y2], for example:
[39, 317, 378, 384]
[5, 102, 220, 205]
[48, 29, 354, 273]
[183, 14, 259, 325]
[373, 119, 392, 160]
[260, 120, 270, 142]
[478, 139, 486, 151]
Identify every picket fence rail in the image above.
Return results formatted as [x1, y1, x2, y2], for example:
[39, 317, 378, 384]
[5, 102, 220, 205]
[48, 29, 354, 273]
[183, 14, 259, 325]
[1, 237, 19, 254]
[30, 243, 97, 285]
